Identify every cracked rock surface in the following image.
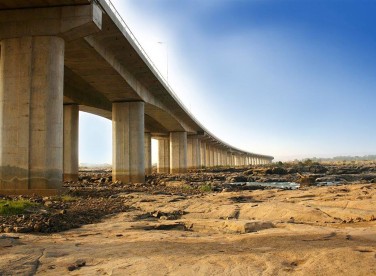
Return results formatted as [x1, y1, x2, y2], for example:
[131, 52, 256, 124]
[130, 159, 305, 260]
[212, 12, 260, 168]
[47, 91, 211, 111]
[0, 179, 375, 275]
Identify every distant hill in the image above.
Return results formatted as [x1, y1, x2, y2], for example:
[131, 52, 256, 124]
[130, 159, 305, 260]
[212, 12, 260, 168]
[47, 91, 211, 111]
[306, 155, 376, 162]
[79, 163, 112, 168]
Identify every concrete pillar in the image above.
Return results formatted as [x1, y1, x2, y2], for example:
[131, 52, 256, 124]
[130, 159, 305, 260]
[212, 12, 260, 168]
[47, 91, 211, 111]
[144, 132, 152, 175]
[170, 132, 187, 173]
[63, 104, 79, 182]
[210, 146, 215, 167]
[221, 150, 225, 166]
[213, 148, 218, 167]
[0, 36, 64, 195]
[223, 151, 227, 166]
[157, 138, 170, 173]
[205, 144, 210, 167]
[187, 137, 201, 170]
[200, 141, 206, 168]
[112, 101, 145, 183]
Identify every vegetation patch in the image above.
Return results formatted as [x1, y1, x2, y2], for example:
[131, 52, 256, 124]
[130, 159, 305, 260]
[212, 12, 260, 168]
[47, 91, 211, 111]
[0, 199, 38, 216]
[60, 195, 79, 202]
[199, 184, 213, 192]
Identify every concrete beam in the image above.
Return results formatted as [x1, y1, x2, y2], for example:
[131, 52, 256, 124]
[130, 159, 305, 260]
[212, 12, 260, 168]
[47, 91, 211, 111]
[0, 3, 102, 41]
[112, 101, 145, 183]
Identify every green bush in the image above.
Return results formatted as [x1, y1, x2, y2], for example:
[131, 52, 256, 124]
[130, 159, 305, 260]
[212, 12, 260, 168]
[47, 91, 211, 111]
[199, 184, 212, 192]
[0, 199, 37, 216]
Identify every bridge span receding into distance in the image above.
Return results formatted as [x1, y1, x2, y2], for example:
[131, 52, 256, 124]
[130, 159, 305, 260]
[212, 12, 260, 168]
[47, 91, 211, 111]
[0, 0, 273, 195]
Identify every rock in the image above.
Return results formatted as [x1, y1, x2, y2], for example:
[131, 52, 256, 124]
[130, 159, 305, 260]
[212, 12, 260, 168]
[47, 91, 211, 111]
[226, 175, 248, 183]
[308, 165, 328, 173]
[246, 176, 255, 182]
[59, 210, 67, 215]
[14, 227, 31, 233]
[44, 201, 53, 207]
[67, 259, 86, 271]
[287, 167, 298, 174]
[186, 219, 274, 234]
[271, 167, 288, 175]
[33, 223, 42, 232]
[165, 181, 186, 187]
[243, 169, 253, 176]
[3, 227, 13, 233]
[297, 174, 317, 187]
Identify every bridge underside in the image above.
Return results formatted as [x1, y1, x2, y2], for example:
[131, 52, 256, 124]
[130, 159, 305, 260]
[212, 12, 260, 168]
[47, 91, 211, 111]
[0, 1, 273, 195]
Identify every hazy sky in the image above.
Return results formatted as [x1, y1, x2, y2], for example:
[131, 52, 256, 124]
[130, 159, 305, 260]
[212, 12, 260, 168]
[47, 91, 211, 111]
[79, 0, 376, 163]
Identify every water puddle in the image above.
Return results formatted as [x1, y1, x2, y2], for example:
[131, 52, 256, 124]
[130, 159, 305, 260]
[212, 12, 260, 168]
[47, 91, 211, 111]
[232, 181, 343, 190]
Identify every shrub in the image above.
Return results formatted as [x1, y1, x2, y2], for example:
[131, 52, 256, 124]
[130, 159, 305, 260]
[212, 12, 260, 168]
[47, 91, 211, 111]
[0, 199, 37, 216]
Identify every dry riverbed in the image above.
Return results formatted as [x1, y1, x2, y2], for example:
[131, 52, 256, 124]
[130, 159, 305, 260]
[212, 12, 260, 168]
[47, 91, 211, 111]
[1, 163, 376, 275]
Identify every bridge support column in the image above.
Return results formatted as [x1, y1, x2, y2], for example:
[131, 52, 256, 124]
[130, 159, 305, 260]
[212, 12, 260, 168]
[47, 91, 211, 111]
[0, 36, 64, 195]
[209, 146, 215, 167]
[187, 137, 201, 170]
[214, 148, 217, 167]
[63, 104, 79, 182]
[200, 141, 206, 168]
[205, 144, 210, 167]
[170, 132, 187, 173]
[112, 102, 145, 183]
[157, 138, 170, 173]
[144, 132, 152, 175]
[223, 150, 227, 166]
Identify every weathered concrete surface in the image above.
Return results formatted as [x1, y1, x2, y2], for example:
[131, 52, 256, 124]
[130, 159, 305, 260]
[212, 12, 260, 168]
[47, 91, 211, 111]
[170, 132, 187, 174]
[0, 36, 64, 193]
[112, 102, 145, 183]
[63, 104, 79, 182]
[0, 3, 102, 41]
[187, 137, 201, 170]
[144, 132, 152, 175]
[157, 138, 170, 173]
[200, 141, 206, 167]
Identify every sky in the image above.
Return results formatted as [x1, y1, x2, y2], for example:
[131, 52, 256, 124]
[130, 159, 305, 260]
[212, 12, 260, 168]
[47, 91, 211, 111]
[79, 0, 376, 164]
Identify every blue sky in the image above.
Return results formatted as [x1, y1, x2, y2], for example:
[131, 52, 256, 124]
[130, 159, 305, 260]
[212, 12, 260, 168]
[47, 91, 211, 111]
[79, 0, 376, 163]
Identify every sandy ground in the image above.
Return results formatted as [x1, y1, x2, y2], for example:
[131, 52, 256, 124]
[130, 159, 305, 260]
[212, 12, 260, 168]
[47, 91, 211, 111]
[1, 183, 375, 275]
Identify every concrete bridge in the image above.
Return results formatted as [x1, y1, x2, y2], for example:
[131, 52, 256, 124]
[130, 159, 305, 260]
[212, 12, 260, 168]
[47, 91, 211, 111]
[0, 0, 273, 195]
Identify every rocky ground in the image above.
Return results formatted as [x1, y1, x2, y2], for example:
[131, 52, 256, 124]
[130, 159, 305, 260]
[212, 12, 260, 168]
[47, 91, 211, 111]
[0, 161, 376, 275]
